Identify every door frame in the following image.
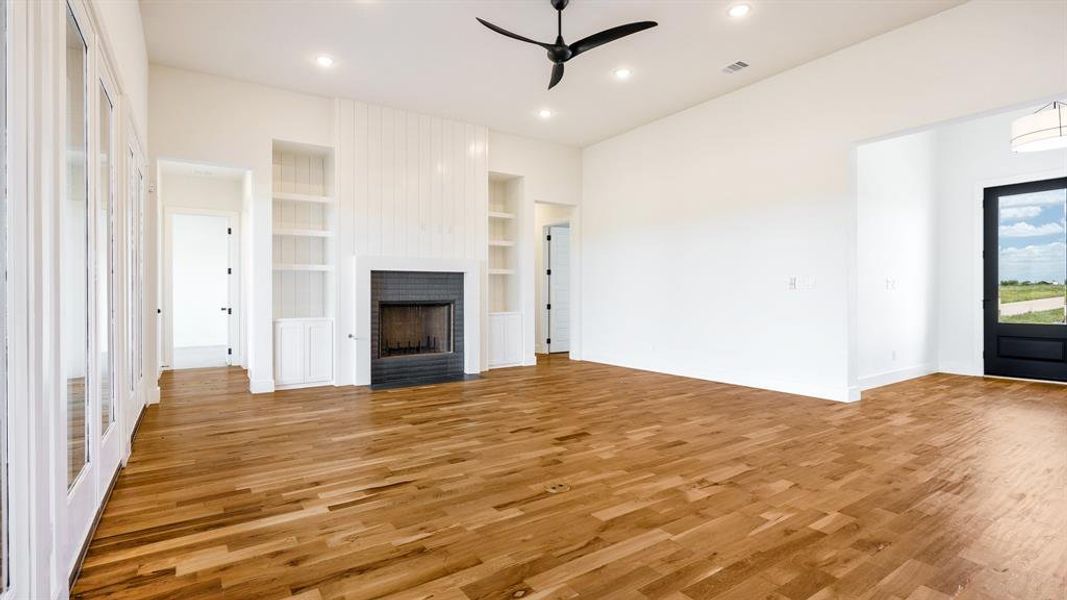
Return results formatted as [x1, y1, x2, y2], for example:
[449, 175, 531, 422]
[971, 168, 1067, 376]
[983, 176, 1067, 381]
[161, 207, 241, 370]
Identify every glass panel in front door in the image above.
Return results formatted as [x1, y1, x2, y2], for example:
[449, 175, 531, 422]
[998, 188, 1067, 325]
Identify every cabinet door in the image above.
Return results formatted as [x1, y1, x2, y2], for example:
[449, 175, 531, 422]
[305, 320, 333, 383]
[504, 313, 523, 365]
[275, 322, 305, 385]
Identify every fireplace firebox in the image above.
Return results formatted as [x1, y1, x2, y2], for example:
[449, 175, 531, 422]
[379, 303, 454, 358]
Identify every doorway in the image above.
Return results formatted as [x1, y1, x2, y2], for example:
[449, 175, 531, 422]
[984, 177, 1067, 381]
[543, 224, 571, 354]
[164, 211, 238, 369]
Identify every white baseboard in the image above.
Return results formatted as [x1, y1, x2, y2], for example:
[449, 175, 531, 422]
[249, 379, 275, 394]
[856, 364, 937, 393]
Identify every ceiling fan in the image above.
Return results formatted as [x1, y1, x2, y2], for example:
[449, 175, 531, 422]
[476, 0, 658, 90]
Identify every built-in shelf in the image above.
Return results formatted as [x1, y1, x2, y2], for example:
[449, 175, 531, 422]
[488, 211, 515, 220]
[274, 191, 335, 205]
[274, 227, 334, 238]
[273, 263, 334, 272]
[489, 268, 515, 276]
[489, 240, 515, 247]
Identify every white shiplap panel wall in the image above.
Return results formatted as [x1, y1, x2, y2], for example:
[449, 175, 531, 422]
[334, 99, 488, 385]
[339, 99, 488, 261]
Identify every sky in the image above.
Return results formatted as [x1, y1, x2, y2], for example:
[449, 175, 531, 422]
[999, 188, 1067, 284]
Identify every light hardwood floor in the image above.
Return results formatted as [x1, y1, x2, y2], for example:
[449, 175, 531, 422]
[73, 356, 1067, 599]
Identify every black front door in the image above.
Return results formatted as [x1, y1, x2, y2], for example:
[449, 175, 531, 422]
[984, 177, 1067, 381]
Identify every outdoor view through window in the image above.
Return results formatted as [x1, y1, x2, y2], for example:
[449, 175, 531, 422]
[999, 188, 1067, 324]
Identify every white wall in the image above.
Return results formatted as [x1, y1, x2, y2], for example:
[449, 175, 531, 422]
[936, 107, 1067, 375]
[855, 131, 938, 390]
[489, 131, 581, 206]
[160, 170, 244, 212]
[582, 0, 1067, 402]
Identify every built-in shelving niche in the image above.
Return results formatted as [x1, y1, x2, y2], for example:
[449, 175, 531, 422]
[272, 143, 335, 319]
[272, 141, 336, 389]
[488, 173, 523, 368]
[488, 174, 520, 312]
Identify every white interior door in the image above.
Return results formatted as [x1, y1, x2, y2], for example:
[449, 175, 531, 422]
[548, 225, 571, 353]
[169, 213, 232, 368]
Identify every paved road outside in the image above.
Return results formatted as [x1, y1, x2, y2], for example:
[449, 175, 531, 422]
[1000, 296, 1066, 316]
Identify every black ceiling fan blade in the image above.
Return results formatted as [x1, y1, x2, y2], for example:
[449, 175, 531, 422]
[568, 21, 658, 58]
[476, 18, 552, 50]
[548, 63, 565, 90]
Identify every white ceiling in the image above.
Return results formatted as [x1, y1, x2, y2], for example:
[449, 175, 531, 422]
[140, 0, 962, 147]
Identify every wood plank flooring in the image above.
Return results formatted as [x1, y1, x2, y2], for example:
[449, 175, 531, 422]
[73, 356, 1067, 599]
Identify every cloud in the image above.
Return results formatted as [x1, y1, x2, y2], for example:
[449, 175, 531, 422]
[1000, 189, 1066, 208]
[1000, 205, 1043, 221]
[999, 221, 1065, 238]
[1000, 241, 1067, 282]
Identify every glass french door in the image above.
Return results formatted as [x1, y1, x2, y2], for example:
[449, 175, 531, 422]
[60, 0, 123, 578]
[984, 177, 1067, 381]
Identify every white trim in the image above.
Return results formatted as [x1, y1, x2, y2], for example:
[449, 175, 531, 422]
[249, 378, 275, 394]
[352, 255, 482, 386]
[856, 363, 937, 392]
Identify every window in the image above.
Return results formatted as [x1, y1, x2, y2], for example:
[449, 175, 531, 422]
[97, 82, 114, 435]
[64, 5, 89, 488]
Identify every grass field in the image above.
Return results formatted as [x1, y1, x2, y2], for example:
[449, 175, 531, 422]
[1001, 308, 1066, 324]
[999, 283, 1066, 303]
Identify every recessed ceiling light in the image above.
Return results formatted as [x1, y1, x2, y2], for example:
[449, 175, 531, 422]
[728, 3, 751, 18]
[315, 55, 335, 68]
[613, 67, 633, 81]
[538, 108, 553, 120]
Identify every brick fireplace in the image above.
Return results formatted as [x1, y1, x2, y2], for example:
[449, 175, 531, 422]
[370, 271, 464, 387]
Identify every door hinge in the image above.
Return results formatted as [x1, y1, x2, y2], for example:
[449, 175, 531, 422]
[546, 269, 551, 276]
[547, 234, 551, 241]
[228, 308, 232, 315]
[227, 267, 232, 274]
[228, 348, 232, 355]
[547, 338, 551, 345]
[156, 308, 161, 314]
[546, 303, 551, 310]
[227, 227, 232, 235]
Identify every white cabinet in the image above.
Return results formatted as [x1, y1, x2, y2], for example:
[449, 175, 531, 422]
[488, 312, 522, 368]
[274, 318, 333, 388]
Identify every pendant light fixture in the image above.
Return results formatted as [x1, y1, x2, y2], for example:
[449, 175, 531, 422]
[1011, 101, 1067, 152]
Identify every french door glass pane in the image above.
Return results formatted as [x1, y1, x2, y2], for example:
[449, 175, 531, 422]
[98, 84, 114, 435]
[64, 6, 89, 488]
[998, 188, 1067, 324]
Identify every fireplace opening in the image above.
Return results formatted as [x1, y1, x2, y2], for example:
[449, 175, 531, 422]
[378, 302, 454, 358]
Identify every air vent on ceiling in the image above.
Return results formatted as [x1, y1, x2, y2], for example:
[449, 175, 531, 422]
[721, 60, 750, 74]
